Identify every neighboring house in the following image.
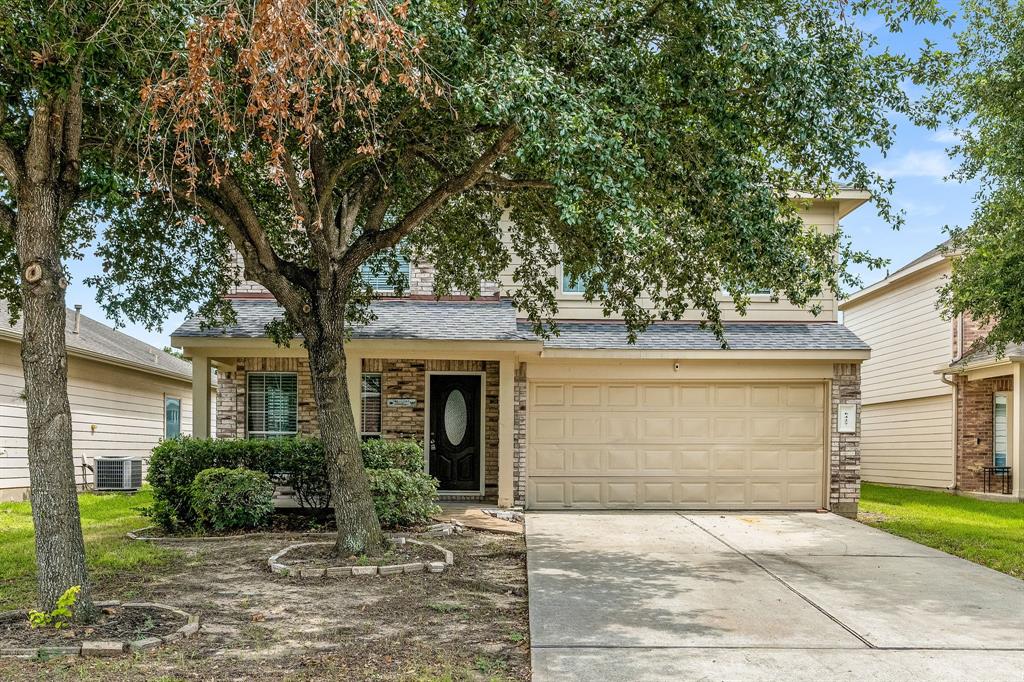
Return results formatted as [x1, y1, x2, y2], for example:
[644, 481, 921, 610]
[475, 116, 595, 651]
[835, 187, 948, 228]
[0, 302, 215, 502]
[173, 190, 870, 515]
[841, 243, 1022, 500]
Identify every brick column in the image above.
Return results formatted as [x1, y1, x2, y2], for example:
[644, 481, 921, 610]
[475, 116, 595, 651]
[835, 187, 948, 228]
[512, 363, 528, 508]
[830, 362, 861, 517]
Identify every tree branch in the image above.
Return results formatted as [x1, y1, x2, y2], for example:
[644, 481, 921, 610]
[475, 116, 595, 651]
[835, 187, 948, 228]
[0, 140, 21, 191]
[341, 126, 520, 273]
[479, 173, 554, 190]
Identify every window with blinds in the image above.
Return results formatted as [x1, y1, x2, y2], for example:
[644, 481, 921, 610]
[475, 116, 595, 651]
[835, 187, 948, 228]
[360, 257, 410, 293]
[247, 373, 298, 438]
[361, 373, 382, 439]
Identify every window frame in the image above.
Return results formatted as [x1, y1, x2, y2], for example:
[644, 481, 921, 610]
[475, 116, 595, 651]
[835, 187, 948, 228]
[360, 372, 383, 440]
[163, 396, 182, 439]
[360, 256, 410, 294]
[246, 372, 299, 439]
[559, 263, 591, 296]
[993, 391, 1010, 468]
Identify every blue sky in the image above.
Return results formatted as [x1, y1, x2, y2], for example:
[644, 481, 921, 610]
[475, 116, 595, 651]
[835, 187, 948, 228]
[63, 2, 970, 349]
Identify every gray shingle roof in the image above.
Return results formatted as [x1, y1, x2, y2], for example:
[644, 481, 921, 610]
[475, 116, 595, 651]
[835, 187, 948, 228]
[523, 321, 869, 351]
[174, 298, 868, 352]
[952, 341, 1024, 368]
[0, 300, 192, 379]
[172, 299, 533, 342]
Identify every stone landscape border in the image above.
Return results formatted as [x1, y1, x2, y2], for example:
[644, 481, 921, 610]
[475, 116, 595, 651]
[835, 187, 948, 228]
[268, 536, 455, 578]
[0, 600, 199, 659]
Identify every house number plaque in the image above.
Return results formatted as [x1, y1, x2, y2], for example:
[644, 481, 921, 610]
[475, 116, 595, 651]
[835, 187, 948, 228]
[387, 398, 417, 407]
[837, 403, 857, 434]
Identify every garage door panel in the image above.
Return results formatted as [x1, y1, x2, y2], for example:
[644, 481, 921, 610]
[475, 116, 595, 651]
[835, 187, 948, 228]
[527, 381, 825, 510]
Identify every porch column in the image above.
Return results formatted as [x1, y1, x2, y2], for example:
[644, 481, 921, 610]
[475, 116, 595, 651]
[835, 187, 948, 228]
[1013, 363, 1024, 499]
[497, 355, 515, 508]
[192, 353, 211, 438]
[346, 347, 362, 438]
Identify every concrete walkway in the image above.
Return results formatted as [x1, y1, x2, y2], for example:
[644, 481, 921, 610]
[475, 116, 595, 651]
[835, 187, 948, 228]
[527, 512, 1024, 681]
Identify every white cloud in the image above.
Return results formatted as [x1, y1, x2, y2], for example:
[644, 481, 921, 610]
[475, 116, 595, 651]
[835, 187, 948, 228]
[874, 150, 953, 180]
[930, 128, 960, 144]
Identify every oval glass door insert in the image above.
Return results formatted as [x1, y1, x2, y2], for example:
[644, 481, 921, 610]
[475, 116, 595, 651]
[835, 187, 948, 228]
[444, 389, 468, 446]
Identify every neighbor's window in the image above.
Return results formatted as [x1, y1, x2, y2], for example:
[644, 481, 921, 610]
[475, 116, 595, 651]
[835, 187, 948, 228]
[361, 373, 383, 440]
[561, 264, 598, 294]
[164, 397, 181, 439]
[247, 373, 298, 438]
[361, 256, 410, 293]
[994, 393, 1009, 468]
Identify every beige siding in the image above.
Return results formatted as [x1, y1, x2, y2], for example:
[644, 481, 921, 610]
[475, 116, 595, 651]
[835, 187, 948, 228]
[861, 396, 954, 488]
[843, 264, 952, 404]
[0, 340, 206, 494]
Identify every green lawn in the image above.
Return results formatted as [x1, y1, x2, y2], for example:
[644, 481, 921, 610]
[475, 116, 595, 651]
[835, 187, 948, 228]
[859, 483, 1024, 579]
[0, 488, 178, 610]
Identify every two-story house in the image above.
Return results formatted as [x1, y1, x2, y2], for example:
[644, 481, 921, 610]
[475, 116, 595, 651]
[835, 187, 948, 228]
[841, 243, 1022, 500]
[172, 190, 870, 515]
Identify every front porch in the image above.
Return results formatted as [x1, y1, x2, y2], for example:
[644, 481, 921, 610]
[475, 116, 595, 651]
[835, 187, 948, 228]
[951, 359, 1024, 500]
[186, 338, 534, 508]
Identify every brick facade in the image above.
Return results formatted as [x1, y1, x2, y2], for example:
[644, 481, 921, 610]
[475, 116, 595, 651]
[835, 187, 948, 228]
[952, 313, 992, 360]
[362, 358, 500, 501]
[955, 374, 1013, 492]
[830, 363, 862, 517]
[216, 357, 319, 438]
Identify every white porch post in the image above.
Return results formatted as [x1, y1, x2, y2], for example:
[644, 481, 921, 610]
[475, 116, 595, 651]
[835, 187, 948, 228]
[1013, 363, 1023, 499]
[192, 353, 211, 438]
[497, 355, 515, 508]
[346, 346, 362, 437]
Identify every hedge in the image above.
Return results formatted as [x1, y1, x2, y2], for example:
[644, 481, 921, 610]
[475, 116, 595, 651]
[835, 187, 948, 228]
[190, 467, 275, 531]
[147, 436, 439, 532]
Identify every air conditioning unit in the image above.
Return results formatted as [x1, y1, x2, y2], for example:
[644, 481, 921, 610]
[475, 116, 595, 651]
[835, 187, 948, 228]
[94, 457, 143, 491]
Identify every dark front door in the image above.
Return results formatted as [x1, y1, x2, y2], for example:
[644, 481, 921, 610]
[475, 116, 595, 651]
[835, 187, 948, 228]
[429, 374, 482, 491]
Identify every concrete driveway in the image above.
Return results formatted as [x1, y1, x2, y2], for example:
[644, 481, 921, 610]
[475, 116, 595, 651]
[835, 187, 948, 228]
[527, 512, 1024, 681]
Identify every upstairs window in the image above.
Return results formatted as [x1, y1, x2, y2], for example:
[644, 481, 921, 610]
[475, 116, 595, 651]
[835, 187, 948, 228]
[361, 373, 383, 440]
[561, 264, 598, 294]
[247, 373, 298, 438]
[361, 256, 410, 293]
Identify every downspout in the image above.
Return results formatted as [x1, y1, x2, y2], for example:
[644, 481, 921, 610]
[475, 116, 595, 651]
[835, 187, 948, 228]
[940, 371, 959, 490]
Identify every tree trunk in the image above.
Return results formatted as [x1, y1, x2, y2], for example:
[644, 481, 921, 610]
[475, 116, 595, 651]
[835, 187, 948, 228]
[15, 179, 96, 620]
[305, 327, 386, 557]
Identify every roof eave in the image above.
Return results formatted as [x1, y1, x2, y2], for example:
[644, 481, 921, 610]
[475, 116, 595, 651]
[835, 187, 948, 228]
[0, 328, 195, 384]
[540, 348, 870, 360]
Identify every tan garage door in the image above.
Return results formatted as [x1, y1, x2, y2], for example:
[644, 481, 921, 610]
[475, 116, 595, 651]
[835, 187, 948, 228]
[527, 381, 826, 509]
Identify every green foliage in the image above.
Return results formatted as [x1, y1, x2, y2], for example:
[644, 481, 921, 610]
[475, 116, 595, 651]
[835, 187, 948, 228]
[190, 467, 274, 532]
[366, 468, 441, 528]
[919, 1, 1024, 356]
[148, 437, 436, 531]
[27, 585, 80, 629]
[361, 438, 425, 473]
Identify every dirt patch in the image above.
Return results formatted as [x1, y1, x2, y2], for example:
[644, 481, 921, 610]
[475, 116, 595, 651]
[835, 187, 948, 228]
[0, 606, 183, 648]
[0, 531, 529, 680]
[858, 511, 889, 524]
[284, 539, 440, 568]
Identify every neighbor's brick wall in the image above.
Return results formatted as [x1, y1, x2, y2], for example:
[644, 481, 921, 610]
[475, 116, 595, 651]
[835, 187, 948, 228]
[226, 249, 272, 297]
[362, 358, 499, 501]
[216, 357, 319, 438]
[955, 374, 1013, 492]
[952, 313, 992, 360]
[512, 363, 528, 508]
[830, 363, 862, 516]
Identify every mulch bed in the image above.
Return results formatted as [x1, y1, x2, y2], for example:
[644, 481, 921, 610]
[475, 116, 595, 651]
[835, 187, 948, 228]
[284, 540, 440, 568]
[0, 606, 183, 648]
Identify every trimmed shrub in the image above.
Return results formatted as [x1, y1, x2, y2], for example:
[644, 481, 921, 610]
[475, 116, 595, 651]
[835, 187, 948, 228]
[147, 436, 435, 532]
[190, 467, 274, 532]
[361, 438, 425, 473]
[367, 467, 441, 527]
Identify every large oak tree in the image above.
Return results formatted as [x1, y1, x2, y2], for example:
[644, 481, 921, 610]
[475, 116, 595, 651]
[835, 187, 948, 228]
[99, 0, 941, 556]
